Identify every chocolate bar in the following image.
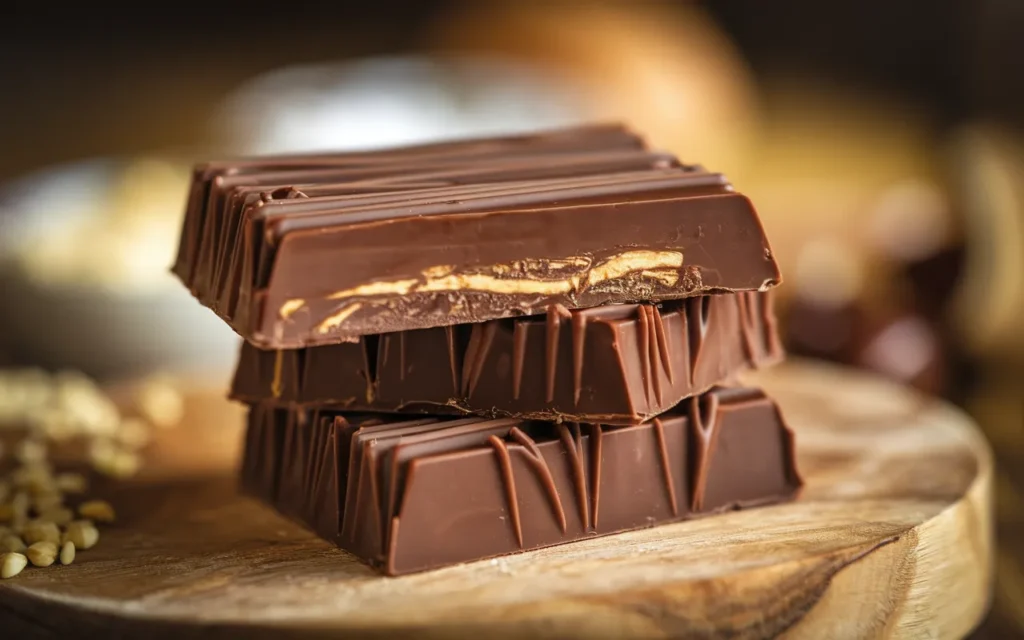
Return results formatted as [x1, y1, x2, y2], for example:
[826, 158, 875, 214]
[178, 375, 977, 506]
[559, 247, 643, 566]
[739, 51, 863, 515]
[231, 291, 782, 423]
[179, 129, 667, 315]
[175, 124, 653, 325]
[240, 386, 801, 576]
[174, 123, 646, 289]
[173, 125, 781, 349]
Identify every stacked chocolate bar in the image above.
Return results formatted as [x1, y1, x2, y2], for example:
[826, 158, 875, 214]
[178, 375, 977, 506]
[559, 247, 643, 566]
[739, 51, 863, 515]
[173, 124, 802, 576]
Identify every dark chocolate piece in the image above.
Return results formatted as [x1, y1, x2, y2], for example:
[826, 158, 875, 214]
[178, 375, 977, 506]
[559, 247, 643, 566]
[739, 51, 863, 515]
[231, 291, 782, 424]
[239, 386, 802, 576]
[176, 124, 652, 320]
[175, 123, 646, 288]
[174, 124, 781, 348]
[783, 299, 949, 396]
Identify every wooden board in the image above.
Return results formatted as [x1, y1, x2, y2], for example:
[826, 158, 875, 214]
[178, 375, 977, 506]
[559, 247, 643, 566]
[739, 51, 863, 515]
[0, 362, 993, 639]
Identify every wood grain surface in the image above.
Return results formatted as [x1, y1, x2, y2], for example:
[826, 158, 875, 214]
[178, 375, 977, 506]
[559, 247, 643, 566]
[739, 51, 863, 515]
[0, 362, 994, 639]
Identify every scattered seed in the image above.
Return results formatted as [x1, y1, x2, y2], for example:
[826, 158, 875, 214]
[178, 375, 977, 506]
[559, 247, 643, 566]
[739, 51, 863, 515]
[91, 445, 140, 479]
[55, 372, 120, 437]
[115, 417, 151, 449]
[1, 553, 27, 578]
[21, 520, 61, 545]
[11, 492, 29, 523]
[59, 541, 75, 565]
[12, 465, 55, 495]
[0, 368, 160, 562]
[78, 500, 116, 523]
[26, 541, 57, 567]
[54, 472, 87, 494]
[64, 521, 99, 550]
[39, 507, 73, 527]
[32, 407, 77, 441]
[135, 377, 184, 428]
[0, 535, 26, 553]
[33, 491, 64, 513]
[15, 439, 47, 465]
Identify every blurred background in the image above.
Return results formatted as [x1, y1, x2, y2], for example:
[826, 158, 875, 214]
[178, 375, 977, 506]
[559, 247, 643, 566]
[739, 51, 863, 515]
[0, 1, 1020, 634]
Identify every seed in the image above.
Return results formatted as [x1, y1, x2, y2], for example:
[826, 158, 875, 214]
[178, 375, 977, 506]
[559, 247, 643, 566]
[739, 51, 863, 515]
[91, 445, 139, 479]
[56, 373, 120, 437]
[11, 492, 29, 523]
[32, 407, 77, 441]
[59, 541, 75, 565]
[39, 507, 73, 527]
[88, 438, 116, 470]
[1, 553, 27, 578]
[0, 535, 26, 553]
[109, 450, 140, 478]
[115, 418, 151, 449]
[54, 473, 87, 494]
[26, 541, 57, 567]
[78, 500, 115, 523]
[22, 520, 61, 545]
[33, 491, 64, 513]
[12, 465, 55, 495]
[15, 439, 47, 465]
[64, 521, 99, 550]
[135, 377, 184, 428]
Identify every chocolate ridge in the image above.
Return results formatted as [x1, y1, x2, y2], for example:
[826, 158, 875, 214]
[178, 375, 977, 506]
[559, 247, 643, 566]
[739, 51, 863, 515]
[239, 384, 802, 576]
[231, 292, 783, 424]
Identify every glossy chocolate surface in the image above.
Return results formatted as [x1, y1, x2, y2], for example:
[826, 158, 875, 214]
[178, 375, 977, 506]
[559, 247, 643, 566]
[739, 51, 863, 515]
[173, 124, 781, 348]
[240, 386, 802, 576]
[231, 291, 782, 423]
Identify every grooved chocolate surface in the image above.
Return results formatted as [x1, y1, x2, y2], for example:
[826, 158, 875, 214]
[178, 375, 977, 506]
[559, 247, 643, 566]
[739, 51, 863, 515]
[231, 291, 782, 423]
[239, 386, 802, 576]
[173, 123, 781, 348]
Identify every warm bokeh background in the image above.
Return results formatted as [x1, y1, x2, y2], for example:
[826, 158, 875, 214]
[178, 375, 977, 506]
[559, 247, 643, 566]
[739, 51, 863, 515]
[0, 2, 1020, 635]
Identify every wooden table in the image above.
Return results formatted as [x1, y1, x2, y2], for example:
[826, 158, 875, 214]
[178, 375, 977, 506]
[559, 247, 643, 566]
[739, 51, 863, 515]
[0, 362, 994, 639]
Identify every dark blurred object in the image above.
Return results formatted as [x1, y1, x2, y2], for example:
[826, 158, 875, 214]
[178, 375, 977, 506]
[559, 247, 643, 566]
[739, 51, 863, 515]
[967, 366, 1024, 640]
[785, 302, 949, 397]
[968, 0, 1024, 131]
[782, 241, 965, 398]
[0, 3, 447, 181]
[903, 246, 967, 320]
[708, 0, 1024, 131]
[778, 161, 967, 398]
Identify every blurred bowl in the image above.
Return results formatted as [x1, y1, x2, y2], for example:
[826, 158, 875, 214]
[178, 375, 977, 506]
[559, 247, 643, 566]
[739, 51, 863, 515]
[0, 158, 239, 380]
[211, 55, 588, 155]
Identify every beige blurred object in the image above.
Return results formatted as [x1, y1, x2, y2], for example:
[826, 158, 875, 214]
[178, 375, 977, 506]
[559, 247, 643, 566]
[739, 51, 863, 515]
[741, 80, 953, 305]
[11, 158, 188, 293]
[429, 2, 760, 180]
[0, 157, 238, 378]
[947, 124, 1024, 364]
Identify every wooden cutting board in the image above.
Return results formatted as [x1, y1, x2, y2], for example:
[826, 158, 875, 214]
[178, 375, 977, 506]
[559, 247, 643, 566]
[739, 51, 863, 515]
[0, 362, 993, 639]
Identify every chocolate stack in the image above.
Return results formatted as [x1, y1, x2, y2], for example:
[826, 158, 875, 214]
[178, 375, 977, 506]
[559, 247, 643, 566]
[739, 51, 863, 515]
[173, 124, 802, 576]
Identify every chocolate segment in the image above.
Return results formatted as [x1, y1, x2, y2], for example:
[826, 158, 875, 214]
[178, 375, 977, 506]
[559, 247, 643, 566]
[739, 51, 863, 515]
[175, 123, 646, 289]
[230, 291, 783, 424]
[239, 386, 802, 576]
[174, 124, 780, 348]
